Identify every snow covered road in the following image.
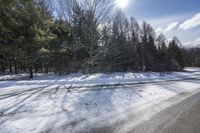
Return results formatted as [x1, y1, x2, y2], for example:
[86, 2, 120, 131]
[0, 69, 200, 133]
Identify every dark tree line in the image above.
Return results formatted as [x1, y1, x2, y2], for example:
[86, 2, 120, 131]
[1, 0, 200, 78]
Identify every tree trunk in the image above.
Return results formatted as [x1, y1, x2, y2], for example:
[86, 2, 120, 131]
[9, 60, 12, 72]
[14, 59, 17, 74]
[35, 67, 38, 73]
[45, 64, 48, 74]
[29, 66, 33, 79]
[1, 63, 5, 73]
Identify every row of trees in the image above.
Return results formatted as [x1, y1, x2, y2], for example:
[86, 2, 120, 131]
[1, 0, 200, 78]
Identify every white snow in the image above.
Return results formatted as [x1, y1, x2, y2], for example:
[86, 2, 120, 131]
[0, 68, 199, 90]
[0, 68, 200, 133]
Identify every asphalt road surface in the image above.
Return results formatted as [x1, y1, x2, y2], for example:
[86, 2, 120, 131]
[82, 78, 200, 133]
[85, 89, 200, 133]
[130, 90, 200, 133]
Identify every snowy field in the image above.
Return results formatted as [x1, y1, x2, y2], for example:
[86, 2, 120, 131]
[0, 68, 200, 132]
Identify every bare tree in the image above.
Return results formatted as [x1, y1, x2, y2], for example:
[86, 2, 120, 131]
[58, 0, 113, 23]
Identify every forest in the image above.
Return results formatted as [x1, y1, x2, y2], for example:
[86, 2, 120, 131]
[1, 0, 200, 78]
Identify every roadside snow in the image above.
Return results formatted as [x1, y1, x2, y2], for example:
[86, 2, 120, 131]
[0, 68, 200, 90]
[0, 68, 199, 133]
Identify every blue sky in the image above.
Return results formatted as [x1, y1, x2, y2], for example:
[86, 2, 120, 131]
[123, 0, 200, 45]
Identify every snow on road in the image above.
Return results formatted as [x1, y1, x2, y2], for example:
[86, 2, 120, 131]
[0, 68, 199, 133]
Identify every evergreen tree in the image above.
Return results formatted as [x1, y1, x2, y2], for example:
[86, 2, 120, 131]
[168, 36, 184, 71]
[1, 0, 197, 77]
[128, 17, 140, 71]
[157, 34, 168, 73]
[140, 22, 157, 71]
[50, 19, 72, 74]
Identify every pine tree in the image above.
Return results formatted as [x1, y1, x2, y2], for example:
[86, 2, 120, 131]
[157, 34, 168, 73]
[128, 17, 140, 71]
[0, 0, 55, 78]
[140, 22, 157, 71]
[168, 36, 184, 71]
[50, 19, 72, 74]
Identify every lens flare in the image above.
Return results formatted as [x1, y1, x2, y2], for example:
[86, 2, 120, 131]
[115, 0, 129, 9]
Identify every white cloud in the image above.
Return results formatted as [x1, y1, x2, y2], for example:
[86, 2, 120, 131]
[164, 22, 178, 32]
[183, 37, 200, 47]
[179, 13, 200, 30]
[155, 28, 163, 33]
[193, 37, 200, 45]
[156, 22, 178, 33]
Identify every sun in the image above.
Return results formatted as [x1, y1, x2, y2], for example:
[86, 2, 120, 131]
[115, 0, 129, 9]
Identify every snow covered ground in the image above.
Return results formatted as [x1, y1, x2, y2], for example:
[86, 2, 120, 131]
[0, 67, 200, 88]
[0, 68, 200, 133]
